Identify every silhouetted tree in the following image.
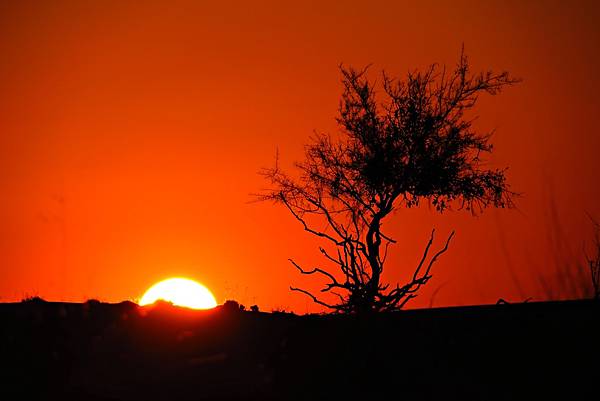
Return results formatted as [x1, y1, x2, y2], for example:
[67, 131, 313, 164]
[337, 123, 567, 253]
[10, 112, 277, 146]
[260, 50, 519, 313]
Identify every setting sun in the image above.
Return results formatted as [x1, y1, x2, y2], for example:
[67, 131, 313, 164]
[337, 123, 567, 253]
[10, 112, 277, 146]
[139, 278, 217, 309]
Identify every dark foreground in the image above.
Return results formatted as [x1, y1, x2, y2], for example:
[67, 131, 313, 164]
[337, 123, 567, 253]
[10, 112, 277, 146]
[0, 299, 597, 401]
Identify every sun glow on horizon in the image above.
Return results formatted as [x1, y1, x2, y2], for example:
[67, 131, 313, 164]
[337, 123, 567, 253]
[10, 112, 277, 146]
[139, 278, 217, 309]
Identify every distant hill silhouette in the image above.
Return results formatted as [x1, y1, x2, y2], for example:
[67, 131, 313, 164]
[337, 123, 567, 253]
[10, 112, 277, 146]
[0, 300, 597, 400]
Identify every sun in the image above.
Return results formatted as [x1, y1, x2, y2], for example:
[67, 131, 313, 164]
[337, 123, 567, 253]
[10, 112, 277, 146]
[139, 277, 217, 309]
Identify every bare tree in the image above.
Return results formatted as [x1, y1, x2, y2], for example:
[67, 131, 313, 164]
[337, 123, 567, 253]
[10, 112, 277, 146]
[260, 50, 519, 313]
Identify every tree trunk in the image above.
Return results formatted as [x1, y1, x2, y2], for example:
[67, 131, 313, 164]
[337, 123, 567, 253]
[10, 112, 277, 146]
[364, 215, 382, 312]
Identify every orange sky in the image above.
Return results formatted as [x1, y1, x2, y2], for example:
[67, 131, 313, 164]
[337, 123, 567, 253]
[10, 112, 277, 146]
[1, 0, 599, 312]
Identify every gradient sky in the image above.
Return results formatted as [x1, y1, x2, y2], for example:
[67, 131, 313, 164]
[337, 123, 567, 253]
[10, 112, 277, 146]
[1, 0, 599, 312]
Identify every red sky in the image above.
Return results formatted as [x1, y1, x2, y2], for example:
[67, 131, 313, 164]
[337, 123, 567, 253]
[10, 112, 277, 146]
[1, 0, 599, 312]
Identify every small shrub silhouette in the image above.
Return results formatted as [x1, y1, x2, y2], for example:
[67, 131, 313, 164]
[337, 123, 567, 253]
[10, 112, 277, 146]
[21, 295, 46, 303]
[586, 216, 600, 299]
[222, 300, 244, 312]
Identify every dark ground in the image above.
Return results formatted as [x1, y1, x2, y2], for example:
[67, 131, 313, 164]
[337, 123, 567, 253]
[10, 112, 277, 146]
[0, 299, 597, 401]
